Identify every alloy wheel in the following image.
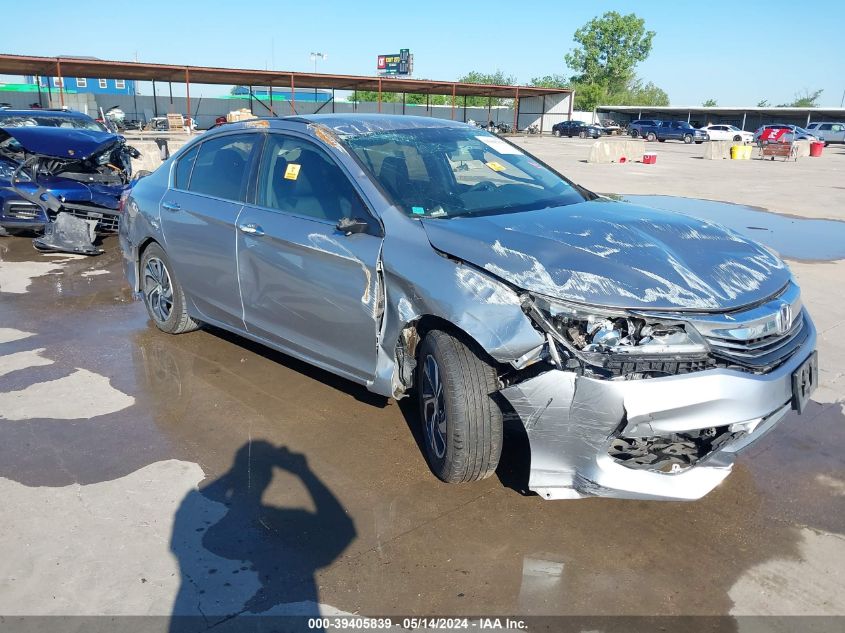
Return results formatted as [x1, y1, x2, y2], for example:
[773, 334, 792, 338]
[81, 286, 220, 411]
[421, 354, 447, 459]
[143, 256, 174, 323]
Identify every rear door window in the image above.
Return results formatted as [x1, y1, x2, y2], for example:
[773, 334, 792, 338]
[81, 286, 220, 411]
[188, 133, 260, 202]
[173, 144, 199, 190]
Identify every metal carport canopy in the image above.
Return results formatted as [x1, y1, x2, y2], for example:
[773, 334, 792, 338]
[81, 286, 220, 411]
[0, 54, 569, 99]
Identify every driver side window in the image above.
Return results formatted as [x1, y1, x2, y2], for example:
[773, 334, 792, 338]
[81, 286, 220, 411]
[257, 134, 367, 223]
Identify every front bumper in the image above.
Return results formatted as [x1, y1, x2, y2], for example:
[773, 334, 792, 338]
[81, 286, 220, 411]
[501, 313, 817, 501]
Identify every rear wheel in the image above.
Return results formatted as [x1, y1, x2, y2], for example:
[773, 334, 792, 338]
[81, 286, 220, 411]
[552, 128, 561, 137]
[141, 243, 199, 335]
[416, 330, 503, 483]
[683, 134, 693, 144]
[630, 130, 639, 138]
[646, 132, 657, 142]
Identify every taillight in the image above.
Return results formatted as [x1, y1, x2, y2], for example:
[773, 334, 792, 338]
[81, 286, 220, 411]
[118, 189, 130, 214]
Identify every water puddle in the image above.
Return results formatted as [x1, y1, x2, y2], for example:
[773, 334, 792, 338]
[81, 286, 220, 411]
[622, 195, 845, 261]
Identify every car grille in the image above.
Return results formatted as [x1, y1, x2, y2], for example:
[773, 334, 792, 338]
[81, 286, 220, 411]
[703, 310, 807, 367]
[47, 203, 120, 234]
[4, 201, 42, 221]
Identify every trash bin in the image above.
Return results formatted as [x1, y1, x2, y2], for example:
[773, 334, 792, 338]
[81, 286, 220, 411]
[743, 145, 753, 159]
[810, 141, 824, 157]
[730, 145, 743, 159]
[642, 153, 657, 164]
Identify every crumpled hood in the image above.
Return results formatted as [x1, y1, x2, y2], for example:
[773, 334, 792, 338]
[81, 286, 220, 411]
[421, 199, 791, 311]
[5, 178, 124, 209]
[0, 126, 119, 160]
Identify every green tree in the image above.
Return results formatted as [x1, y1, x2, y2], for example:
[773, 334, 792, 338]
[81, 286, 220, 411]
[777, 89, 823, 107]
[757, 99, 770, 107]
[529, 74, 570, 89]
[702, 98, 718, 107]
[456, 70, 517, 106]
[565, 11, 655, 95]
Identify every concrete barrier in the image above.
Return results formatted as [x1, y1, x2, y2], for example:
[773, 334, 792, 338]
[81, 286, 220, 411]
[702, 141, 734, 160]
[126, 134, 192, 174]
[588, 137, 646, 164]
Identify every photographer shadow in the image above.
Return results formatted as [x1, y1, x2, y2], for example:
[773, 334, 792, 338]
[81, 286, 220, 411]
[169, 441, 355, 632]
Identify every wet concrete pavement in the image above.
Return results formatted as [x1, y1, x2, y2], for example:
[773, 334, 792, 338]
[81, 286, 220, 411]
[1, 220, 844, 627]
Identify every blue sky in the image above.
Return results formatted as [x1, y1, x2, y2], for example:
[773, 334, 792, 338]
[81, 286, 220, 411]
[2, 0, 843, 106]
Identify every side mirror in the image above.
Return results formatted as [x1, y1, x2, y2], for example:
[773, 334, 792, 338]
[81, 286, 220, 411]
[336, 216, 369, 235]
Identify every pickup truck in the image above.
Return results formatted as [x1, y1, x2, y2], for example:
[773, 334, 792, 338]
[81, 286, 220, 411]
[638, 120, 708, 144]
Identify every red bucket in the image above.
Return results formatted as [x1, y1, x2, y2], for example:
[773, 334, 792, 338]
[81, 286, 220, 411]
[810, 141, 824, 157]
[643, 153, 657, 164]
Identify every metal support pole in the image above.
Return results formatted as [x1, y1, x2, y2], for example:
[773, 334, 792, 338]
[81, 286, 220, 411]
[56, 60, 64, 107]
[806, 112, 812, 127]
[332, 88, 335, 113]
[249, 86, 253, 113]
[169, 81, 173, 105]
[687, 111, 691, 123]
[540, 95, 546, 133]
[513, 87, 520, 132]
[269, 83, 273, 113]
[402, 92, 406, 115]
[185, 68, 191, 132]
[46, 77, 53, 108]
[568, 90, 574, 121]
[152, 79, 158, 118]
[463, 95, 467, 122]
[37, 78, 43, 108]
[741, 111, 747, 131]
[378, 78, 382, 113]
[487, 96, 491, 126]
[290, 74, 295, 114]
[426, 93, 430, 113]
[451, 84, 456, 120]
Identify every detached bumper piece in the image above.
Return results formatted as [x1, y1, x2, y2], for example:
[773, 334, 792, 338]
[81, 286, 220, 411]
[33, 212, 102, 256]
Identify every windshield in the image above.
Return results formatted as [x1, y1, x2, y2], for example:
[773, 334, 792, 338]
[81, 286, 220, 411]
[0, 113, 106, 132]
[343, 126, 585, 218]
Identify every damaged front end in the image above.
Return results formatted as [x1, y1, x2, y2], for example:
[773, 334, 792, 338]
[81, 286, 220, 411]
[499, 283, 817, 500]
[0, 126, 138, 252]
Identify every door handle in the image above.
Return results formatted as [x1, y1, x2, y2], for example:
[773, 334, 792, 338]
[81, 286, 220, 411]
[161, 201, 181, 212]
[238, 222, 265, 236]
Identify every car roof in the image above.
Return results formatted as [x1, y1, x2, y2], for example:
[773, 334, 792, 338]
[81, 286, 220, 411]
[211, 113, 472, 139]
[0, 109, 93, 119]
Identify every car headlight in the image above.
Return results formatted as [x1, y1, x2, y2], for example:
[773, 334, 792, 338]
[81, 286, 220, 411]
[532, 295, 708, 356]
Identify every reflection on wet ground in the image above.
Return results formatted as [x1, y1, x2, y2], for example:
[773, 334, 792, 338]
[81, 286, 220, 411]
[622, 195, 845, 261]
[0, 234, 844, 621]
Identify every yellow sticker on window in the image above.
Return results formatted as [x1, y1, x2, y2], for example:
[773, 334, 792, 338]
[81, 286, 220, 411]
[284, 163, 301, 180]
[485, 161, 506, 172]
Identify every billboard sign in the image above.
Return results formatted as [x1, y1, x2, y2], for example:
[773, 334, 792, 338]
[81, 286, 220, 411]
[377, 49, 413, 76]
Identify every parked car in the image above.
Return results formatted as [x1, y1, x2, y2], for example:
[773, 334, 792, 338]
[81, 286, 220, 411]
[805, 122, 845, 145]
[120, 114, 817, 501]
[699, 124, 754, 143]
[600, 119, 625, 135]
[753, 125, 819, 143]
[638, 120, 708, 144]
[0, 109, 138, 240]
[627, 119, 661, 138]
[551, 120, 603, 139]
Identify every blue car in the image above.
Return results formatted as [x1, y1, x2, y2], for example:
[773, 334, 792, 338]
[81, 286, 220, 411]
[0, 109, 138, 235]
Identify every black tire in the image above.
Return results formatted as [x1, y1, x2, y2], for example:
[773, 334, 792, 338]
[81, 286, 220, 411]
[416, 329, 503, 483]
[140, 242, 199, 334]
[733, 135, 742, 142]
[683, 134, 693, 144]
[646, 132, 657, 142]
[658, 138, 666, 143]
[630, 129, 639, 138]
[578, 130, 587, 139]
[695, 141, 703, 144]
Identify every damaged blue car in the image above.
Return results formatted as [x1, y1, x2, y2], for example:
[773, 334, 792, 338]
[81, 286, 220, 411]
[0, 109, 139, 251]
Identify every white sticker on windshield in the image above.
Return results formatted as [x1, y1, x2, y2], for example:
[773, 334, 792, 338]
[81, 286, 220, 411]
[476, 135, 522, 155]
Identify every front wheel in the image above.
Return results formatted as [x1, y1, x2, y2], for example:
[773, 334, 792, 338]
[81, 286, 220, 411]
[416, 330, 503, 483]
[683, 134, 693, 144]
[733, 135, 742, 142]
[646, 132, 657, 142]
[140, 243, 199, 334]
